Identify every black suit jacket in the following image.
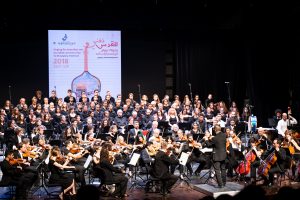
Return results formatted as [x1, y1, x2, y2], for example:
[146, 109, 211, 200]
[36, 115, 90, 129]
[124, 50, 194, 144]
[211, 131, 227, 162]
[0, 160, 22, 185]
[152, 150, 178, 179]
[99, 159, 122, 181]
[128, 128, 141, 144]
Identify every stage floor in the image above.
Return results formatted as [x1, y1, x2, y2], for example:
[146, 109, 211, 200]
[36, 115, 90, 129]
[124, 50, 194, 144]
[1, 152, 299, 200]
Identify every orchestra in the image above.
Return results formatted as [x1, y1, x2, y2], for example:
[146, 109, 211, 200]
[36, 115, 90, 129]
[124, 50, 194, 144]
[1, 91, 300, 199]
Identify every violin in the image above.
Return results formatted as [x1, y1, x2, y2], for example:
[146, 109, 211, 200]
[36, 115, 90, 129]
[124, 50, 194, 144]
[9, 158, 24, 166]
[70, 145, 82, 154]
[108, 150, 115, 164]
[226, 139, 231, 152]
[154, 136, 163, 143]
[23, 150, 38, 159]
[281, 135, 296, 155]
[232, 134, 242, 145]
[56, 155, 67, 164]
[189, 140, 202, 149]
[40, 144, 51, 150]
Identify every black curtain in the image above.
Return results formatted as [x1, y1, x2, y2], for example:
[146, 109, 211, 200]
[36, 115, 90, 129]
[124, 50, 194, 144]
[174, 31, 254, 109]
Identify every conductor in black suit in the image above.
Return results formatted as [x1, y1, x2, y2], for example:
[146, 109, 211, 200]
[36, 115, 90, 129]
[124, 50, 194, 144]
[152, 141, 179, 194]
[210, 124, 227, 188]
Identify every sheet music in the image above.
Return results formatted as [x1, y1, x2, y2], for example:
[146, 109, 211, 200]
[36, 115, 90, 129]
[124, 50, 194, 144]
[45, 154, 50, 164]
[128, 153, 140, 166]
[179, 152, 189, 166]
[84, 155, 93, 169]
[200, 148, 213, 153]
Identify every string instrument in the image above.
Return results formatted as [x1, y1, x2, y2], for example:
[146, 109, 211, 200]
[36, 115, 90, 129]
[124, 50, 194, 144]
[147, 145, 157, 157]
[108, 150, 115, 164]
[166, 147, 174, 156]
[281, 140, 295, 155]
[189, 140, 202, 149]
[179, 134, 188, 141]
[22, 150, 38, 159]
[70, 147, 81, 154]
[154, 136, 163, 144]
[26, 146, 35, 151]
[40, 144, 52, 150]
[226, 138, 231, 152]
[257, 149, 277, 176]
[9, 158, 24, 166]
[235, 147, 257, 175]
[56, 155, 67, 164]
[232, 133, 242, 145]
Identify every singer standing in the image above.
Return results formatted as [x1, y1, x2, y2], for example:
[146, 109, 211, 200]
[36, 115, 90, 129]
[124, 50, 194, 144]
[210, 124, 227, 188]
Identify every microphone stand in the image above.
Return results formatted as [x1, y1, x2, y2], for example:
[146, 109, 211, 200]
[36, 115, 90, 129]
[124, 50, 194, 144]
[225, 82, 231, 106]
[188, 83, 193, 104]
[8, 85, 12, 102]
[137, 84, 141, 103]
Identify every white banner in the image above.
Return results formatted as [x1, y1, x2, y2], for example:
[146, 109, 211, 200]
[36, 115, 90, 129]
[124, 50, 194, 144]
[48, 30, 121, 101]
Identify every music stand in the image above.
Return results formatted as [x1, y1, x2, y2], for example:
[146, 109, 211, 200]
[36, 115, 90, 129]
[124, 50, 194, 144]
[128, 153, 145, 190]
[44, 129, 54, 140]
[193, 133, 204, 141]
[198, 152, 216, 184]
[158, 121, 169, 136]
[31, 159, 62, 198]
[126, 125, 134, 134]
[178, 122, 191, 132]
[49, 140, 62, 148]
[176, 152, 192, 189]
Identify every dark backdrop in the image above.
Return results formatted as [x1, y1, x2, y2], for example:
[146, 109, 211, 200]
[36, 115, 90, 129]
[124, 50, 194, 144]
[0, 0, 299, 126]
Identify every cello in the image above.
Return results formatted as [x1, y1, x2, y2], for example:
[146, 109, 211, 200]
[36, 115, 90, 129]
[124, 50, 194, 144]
[235, 148, 256, 175]
[257, 149, 277, 177]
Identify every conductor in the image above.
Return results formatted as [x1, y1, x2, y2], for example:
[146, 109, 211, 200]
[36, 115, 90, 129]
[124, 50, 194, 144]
[210, 124, 227, 188]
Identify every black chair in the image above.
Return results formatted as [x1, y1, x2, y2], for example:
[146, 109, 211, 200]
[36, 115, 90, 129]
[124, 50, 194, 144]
[34, 163, 64, 199]
[94, 167, 115, 197]
[275, 157, 294, 186]
[0, 161, 16, 200]
[144, 171, 167, 195]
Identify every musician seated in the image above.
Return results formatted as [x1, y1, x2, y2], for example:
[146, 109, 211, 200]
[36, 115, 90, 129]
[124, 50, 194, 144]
[258, 138, 288, 186]
[99, 143, 129, 198]
[140, 142, 156, 174]
[247, 137, 265, 184]
[13, 142, 39, 175]
[181, 134, 209, 176]
[176, 129, 188, 142]
[253, 127, 273, 150]
[0, 150, 38, 200]
[63, 140, 88, 186]
[48, 147, 76, 199]
[148, 128, 162, 150]
[151, 141, 179, 195]
[228, 130, 242, 151]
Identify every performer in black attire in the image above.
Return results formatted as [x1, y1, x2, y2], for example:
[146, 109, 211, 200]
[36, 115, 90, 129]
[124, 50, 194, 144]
[259, 138, 288, 186]
[210, 124, 227, 188]
[152, 141, 179, 194]
[48, 146, 76, 199]
[181, 134, 208, 176]
[0, 150, 38, 200]
[99, 143, 129, 198]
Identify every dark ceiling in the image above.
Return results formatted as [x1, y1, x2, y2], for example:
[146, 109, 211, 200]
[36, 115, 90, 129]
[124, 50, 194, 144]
[1, 0, 298, 36]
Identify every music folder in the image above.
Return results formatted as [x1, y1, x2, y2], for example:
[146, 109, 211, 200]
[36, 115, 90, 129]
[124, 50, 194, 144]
[128, 153, 140, 166]
[179, 152, 189, 166]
